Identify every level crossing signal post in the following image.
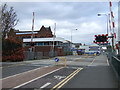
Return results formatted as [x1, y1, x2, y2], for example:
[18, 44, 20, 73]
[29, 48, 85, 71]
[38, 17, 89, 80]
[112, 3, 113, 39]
[93, 34, 108, 45]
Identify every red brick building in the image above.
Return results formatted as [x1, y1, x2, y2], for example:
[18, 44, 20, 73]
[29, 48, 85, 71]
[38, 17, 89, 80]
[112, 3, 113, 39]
[15, 25, 53, 39]
[23, 37, 65, 59]
[8, 25, 71, 59]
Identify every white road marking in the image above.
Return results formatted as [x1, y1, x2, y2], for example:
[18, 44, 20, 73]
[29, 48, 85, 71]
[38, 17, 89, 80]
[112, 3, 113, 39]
[1, 66, 50, 80]
[88, 58, 96, 66]
[54, 75, 66, 80]
[12, 67, 64, 89]
[40, 82, 51, 88]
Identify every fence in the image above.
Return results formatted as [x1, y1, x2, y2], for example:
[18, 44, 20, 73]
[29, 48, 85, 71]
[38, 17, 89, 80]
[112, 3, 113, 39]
[24, 51, 57, 60]
[107, 49, 120, 83]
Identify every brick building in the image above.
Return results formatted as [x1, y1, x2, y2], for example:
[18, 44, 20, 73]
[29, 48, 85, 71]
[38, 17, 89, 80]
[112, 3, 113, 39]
[23, 37, 65, 59]
[8, 25, 72, 59]
[15, 25, 53, 39]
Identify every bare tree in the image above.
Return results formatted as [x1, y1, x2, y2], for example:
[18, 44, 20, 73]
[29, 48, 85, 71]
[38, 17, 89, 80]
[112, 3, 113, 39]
[0, 3, 19, 38]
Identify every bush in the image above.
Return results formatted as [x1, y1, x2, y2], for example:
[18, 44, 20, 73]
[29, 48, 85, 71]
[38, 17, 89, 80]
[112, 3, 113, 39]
[2, 37, 24, 62]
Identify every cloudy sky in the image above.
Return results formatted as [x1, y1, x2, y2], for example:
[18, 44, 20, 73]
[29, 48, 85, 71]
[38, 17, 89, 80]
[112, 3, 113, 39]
[4, 1, 118, 45]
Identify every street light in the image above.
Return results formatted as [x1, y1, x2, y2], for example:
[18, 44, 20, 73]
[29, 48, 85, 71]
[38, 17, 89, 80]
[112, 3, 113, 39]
[71, 29, 78, 43]
[97, 13, 110, 34]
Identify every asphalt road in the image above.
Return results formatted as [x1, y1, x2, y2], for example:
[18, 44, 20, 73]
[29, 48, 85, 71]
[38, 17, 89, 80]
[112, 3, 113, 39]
[62, 55, 119, 88]
[63, 66, 118, 88]
[13, 67, 78, 89]
[2, 64, 46, 78]
[2, 55, 118, 89]
[2, 55, 95, 79]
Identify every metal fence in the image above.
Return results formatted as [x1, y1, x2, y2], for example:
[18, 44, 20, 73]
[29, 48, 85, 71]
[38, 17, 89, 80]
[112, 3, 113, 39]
[24, 51, 57, 60]
[107, 50, 120, 82]
[112, 56, 120, 79]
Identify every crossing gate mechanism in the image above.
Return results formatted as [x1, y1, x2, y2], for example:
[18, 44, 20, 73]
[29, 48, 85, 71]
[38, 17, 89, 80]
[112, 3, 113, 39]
[54, 57, 67, 67]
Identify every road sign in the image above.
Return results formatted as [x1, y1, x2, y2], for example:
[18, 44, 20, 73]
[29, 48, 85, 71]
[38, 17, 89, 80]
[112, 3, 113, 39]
[54, 58, 59, 62]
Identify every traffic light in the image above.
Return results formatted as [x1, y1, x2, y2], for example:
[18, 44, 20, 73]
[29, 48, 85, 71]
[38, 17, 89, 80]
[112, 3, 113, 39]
[94, 34, 108, 44]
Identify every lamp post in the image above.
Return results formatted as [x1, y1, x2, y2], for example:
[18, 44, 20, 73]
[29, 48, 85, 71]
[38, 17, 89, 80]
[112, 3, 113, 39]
[71, 29, 78, 43]
[70, 29, 77, 53]
[97, 13, 110, 34]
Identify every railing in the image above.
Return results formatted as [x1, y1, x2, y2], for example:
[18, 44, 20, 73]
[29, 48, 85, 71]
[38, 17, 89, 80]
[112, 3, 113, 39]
[107, 51, 120, 81]
[111, 56, 120, 79]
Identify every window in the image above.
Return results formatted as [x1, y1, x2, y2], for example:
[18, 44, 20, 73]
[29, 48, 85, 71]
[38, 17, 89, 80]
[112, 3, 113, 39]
[36, 42, 44, 46]
[24, 42, 30, 46]
[44, 42, 49, 45]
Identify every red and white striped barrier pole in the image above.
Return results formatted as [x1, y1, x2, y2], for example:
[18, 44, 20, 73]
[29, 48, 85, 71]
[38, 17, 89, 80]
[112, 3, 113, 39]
[109, 1, 116, 38]
[109, 1, 117, 51]
[30, 12, 35, 53]
[31, 12, 35, 43]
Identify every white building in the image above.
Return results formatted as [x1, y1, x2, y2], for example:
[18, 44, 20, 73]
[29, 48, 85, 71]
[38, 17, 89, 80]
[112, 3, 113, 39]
[79, 44, 100, 54]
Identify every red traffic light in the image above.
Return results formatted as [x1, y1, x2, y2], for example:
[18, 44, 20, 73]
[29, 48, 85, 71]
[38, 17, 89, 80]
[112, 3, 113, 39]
[106, 34, 108, 36]
[95, 35, 97, 37]
[102, 34, 104, 36]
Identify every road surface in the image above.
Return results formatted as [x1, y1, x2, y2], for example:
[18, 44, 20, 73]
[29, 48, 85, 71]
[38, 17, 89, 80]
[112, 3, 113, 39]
[1, 55, 119, 89]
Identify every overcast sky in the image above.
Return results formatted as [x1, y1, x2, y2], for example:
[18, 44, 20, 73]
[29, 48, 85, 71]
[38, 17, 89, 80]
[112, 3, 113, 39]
[4, 1, 118, 45]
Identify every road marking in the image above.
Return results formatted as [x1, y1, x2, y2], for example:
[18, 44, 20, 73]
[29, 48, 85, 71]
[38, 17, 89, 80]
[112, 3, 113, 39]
[12, 67, 64, 89]
[57, 68, 82, 89]
[54, 75, 66, 80]
[1, 66, 50, 80]
[51, 68, 83, 89]
[0, 62, 32, 69]
[88, 58, 96, 66]
[40, 82, 51, 88]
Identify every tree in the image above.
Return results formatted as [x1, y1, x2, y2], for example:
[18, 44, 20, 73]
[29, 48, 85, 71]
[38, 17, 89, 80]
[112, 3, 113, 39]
[1, 4, 24, 62]
[0, 3, 19, 38]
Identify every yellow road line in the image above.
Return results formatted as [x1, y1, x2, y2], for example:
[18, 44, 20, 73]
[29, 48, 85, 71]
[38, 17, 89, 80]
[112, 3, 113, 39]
[51, 68, 83, 90]
[57, 68, 83, 89]
[51, 68, 79, 89]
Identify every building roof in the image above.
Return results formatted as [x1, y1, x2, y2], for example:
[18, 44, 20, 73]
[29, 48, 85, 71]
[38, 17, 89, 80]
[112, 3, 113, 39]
[16, 32, 38, 35]
[23, 37, 66, 42]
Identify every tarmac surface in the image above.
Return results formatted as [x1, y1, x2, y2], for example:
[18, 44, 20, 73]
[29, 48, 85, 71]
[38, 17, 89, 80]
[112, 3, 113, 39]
[62, 55, 119, 89]
[1, 55, 119, 89]
[63, 66, 118, 88]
